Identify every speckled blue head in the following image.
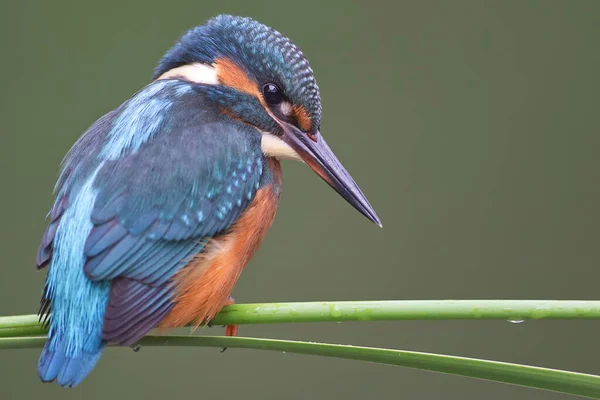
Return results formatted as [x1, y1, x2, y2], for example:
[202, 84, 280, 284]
[154, 15, 322, 131]
[154, 15, 380, 226]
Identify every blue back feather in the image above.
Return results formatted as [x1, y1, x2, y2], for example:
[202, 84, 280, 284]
[100, 80, 176, 160]
[38, 78, 269, 386]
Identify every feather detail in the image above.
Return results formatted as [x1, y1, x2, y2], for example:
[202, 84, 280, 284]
[102, 278, 174, 346]
[36, 195, 68, 269]
[159, 173, 280, 329]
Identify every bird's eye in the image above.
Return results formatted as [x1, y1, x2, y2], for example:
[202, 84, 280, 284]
[262, 83, 284, 105]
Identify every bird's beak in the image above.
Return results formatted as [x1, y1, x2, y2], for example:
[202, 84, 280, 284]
[279, 121, 382, 226]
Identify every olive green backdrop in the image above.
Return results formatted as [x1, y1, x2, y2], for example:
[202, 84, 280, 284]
[1, 1, 599, 399]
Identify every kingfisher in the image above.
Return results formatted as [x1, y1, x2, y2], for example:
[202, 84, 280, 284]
[35, 15, 381, 387]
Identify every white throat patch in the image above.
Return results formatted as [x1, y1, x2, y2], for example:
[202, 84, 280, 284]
[261, 133, 302, 161]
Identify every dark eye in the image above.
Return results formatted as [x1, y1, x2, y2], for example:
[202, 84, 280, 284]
[262, 83, 284, 105]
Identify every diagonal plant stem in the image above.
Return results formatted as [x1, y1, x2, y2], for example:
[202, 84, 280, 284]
[2, 300, 600, 337]
[2, 335, 600, 399]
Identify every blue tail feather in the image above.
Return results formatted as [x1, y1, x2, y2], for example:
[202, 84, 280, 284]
[39, 337, 104, 387]
[39, 165, 110, 387]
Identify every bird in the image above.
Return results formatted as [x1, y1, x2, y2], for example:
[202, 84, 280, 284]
[35, 14, 381, 387]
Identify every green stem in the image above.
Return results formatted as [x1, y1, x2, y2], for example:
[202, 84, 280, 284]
[2, 335, 599, 399]
[3, 300, 600, 337]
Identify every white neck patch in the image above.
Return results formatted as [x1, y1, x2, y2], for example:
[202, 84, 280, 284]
[156, 63, 219, 85]
[261, 133, 302, 162]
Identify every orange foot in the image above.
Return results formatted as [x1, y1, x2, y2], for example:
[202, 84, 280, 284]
[222, 296, 238, 337]
[221, 296, 237, 353]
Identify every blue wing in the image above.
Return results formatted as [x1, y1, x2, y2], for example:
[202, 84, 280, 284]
[38, 79, 264, 345]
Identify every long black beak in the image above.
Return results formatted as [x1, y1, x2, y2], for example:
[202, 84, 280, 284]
[279, 121, 382, 226]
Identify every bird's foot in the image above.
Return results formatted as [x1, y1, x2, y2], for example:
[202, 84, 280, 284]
[224, 324, 238, 337]
[222, 296, 238, 336]
[221, 296, 237, 352]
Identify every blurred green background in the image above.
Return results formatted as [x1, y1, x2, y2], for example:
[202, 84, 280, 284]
[1, 0, 599, 399]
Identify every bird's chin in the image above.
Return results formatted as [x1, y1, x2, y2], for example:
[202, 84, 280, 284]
[260, 132, 303, 161]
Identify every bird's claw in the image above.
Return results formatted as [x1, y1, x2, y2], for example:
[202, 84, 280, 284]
[220, 297, 238, 352]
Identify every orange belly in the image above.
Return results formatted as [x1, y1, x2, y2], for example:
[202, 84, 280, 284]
[159, 164, 281, 329]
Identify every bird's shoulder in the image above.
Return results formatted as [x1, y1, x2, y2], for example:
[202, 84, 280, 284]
[37, 79, 268, 286]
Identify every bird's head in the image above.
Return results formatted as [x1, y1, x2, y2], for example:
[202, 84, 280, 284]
[154, 15, 381, 226]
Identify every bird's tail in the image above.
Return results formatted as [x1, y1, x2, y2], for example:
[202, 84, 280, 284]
[38, 334, 105, 387]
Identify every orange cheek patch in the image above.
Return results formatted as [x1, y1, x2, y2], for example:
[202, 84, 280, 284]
[214, 58, 312, 133]
[293, 105, 312, 131]
[214, 57, 261, 98]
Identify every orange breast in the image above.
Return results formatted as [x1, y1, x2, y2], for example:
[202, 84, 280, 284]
[159, 161, 282, 329]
